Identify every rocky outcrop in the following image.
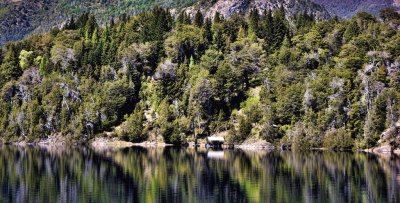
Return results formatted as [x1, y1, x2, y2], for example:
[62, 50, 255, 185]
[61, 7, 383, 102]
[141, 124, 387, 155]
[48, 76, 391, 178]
[236, 138, 275, 150]
[311, 0, 398, 19]
[395, 0, 400, 7]
[367, 120, 400, 155]
[365, 144, 393, 156]
[186, 0, 331, 20]
[379, 120, 400, 147]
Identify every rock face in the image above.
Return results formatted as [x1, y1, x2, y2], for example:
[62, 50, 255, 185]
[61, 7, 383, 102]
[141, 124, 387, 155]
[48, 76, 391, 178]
[187, 0, 331, 20]
[0, 0, 56, 46]
[379, 120, 400, 145]
[395, 0, 400, 7]
[235, 137, 275, 150]
[311, 0, 399, 19]
[365, 144, 393, 155]
[369, 120, 400, 155]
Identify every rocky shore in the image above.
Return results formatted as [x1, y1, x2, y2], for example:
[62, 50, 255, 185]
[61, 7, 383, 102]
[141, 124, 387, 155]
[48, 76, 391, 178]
[235, 139, 275, 151]
[364, 144, 400, 156]
[2, 135, 400, 156]
[90, 137, 174, 151]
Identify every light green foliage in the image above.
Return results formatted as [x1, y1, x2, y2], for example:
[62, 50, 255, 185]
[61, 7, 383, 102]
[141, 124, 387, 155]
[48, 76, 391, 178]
[165, 24, 205, 63]
[118, 105, 147, 142]
[18, 50, 34, 70]
[323, 128, 353, 149]
[238, 115, 252, 142]
[0, 7, 399, 149]
[343, 20, 360, 42]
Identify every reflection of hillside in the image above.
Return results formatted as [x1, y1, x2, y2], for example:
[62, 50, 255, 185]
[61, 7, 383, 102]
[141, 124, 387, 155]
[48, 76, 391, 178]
[98, 148, 400, 202]
[0, 146, 399, 202]
[0, 146, 139, 202]
[277, 152, 400, 203]
[99, 147, 249, 202]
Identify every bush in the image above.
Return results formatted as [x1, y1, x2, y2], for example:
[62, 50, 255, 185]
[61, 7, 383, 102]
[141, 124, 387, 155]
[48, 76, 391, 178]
[261, 122, 280, 143]
[238, 116, 252, 142]
[287, 123, 311, 151]
[323, 128, 353, 150]
[117, 107, 147, 143]
[160, 121, 184, 145]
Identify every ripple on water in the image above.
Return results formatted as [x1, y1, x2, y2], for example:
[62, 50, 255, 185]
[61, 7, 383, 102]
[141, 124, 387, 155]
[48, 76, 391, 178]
[0, 146, 399, 203]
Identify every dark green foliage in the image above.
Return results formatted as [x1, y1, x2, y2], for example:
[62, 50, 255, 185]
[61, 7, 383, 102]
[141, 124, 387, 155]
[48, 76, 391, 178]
[379, 8, 400, 22]
[0, 7, 399, 149]
[194, 10, 204, 27]
[0, 43, 22, 86]
[118, 105, 147, 142]
[238, 116, 252, 142]
[295, 12, 315, 34]
[138, 7, 173, 43]
[248, 8, 260, 36]
[203, 18, 213, 45]
[343, 20, 360, 42]
[272, 6, 290, 49]
[176, 11, 191, 25]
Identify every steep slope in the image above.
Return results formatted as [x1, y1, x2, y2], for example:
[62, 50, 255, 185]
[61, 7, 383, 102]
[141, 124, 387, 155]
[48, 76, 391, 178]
[0, 0, 331, 46]
[186, 0, 330, 20]
[0, 0, 199, 46]
[0, 0, 59, 46]
[311, 0, 400, 19]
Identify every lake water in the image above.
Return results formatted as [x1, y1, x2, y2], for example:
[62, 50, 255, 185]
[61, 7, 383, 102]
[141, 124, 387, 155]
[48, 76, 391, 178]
[0, 146, 399, 203]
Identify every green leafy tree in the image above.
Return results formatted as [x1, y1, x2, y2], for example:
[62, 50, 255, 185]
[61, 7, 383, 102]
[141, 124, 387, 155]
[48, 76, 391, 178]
[118, 105, 147, 142]
[343, 20, 360, 42]
[18, 50, 34, 70]
[165, 25, 205, 63]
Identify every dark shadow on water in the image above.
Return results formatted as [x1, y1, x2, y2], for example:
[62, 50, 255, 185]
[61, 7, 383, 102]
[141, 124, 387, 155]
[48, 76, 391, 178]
[0, 146, 399, 202]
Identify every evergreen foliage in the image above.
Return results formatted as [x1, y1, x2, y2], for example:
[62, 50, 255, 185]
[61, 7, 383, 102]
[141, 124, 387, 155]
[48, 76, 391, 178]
[0, 7, 399, 149]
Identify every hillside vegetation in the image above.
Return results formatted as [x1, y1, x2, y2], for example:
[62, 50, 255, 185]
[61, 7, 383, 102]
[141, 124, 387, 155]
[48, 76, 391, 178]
[0, 7, 400, 150]
[0, 0, 199, 46]
[312, 0, 399, 19]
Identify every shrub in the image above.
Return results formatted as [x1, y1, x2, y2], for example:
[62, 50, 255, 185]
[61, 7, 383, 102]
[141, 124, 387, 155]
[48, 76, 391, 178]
[323, 128, 353, 150]
[117, 107, 147, 143]
[287, 123, 311, 151]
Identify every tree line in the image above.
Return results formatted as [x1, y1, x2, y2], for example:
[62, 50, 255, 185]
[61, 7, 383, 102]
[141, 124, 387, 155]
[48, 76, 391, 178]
[0, 6, 399, 149]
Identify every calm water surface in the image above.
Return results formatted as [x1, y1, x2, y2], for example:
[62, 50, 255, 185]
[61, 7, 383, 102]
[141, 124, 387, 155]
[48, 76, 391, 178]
[0, 146, 399, 203]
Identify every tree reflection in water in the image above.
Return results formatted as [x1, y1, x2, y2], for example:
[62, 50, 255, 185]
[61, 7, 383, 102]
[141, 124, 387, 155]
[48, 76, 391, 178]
[0, 146, 399, 203]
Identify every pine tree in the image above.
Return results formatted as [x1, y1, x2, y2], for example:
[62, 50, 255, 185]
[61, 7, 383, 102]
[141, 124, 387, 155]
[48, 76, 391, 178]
[194, 10, 204, 27]
[76, 12, 89, 29]
[248, 8, 260, 37]
[85, 15, 98, 42]
[213, 12, 222, 24]
[272, 6, 289, 50]
[261, 9, 273, 52]
[65, 16, 76, 30]
[177, 11, 191, 26]
[0, 43, 21, 84]
[204, 18, 213, 45]
[343, 20, 360, 42]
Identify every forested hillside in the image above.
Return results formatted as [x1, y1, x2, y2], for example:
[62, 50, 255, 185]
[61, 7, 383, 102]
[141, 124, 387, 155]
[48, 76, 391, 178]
[311, 0, 399, 19]
[0, 6, 400, 149]
[0, 0, 199, 46]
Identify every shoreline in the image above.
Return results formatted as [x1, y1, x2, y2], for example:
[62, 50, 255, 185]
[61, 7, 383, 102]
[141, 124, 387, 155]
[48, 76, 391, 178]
[1, 137, 400, 156]
[363, 144, 400, 157]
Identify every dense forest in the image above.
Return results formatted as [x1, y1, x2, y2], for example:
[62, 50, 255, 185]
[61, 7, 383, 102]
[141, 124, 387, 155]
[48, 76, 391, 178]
[0, 6, 400, 150]
[0, 0, 200, 45]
